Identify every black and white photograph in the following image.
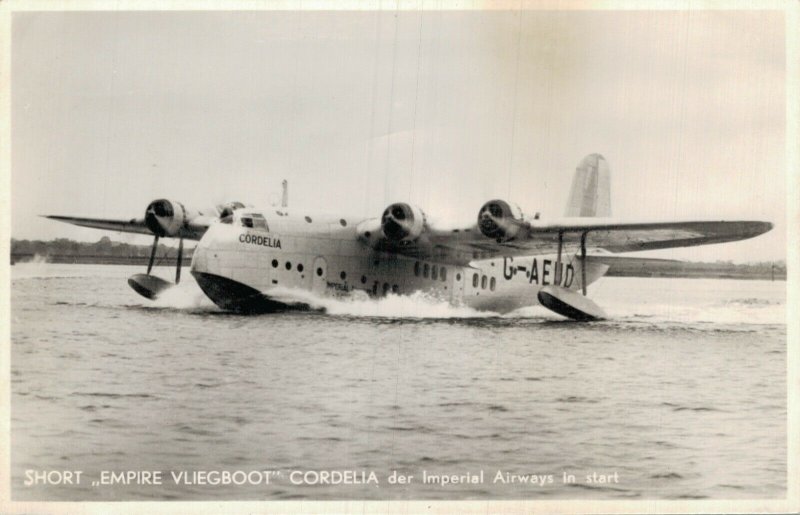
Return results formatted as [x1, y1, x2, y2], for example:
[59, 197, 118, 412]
[3, 1, 797, 513]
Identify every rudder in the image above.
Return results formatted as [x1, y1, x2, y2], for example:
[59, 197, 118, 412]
[564, 153, 611, 217]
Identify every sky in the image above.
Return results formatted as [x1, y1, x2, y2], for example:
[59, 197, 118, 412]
[11, 9, 787, 262]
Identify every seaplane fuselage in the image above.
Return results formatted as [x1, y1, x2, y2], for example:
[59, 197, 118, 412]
[190, 209, 607, 314]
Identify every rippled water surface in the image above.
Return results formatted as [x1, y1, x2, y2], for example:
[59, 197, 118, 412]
[11, 264, 786, 500]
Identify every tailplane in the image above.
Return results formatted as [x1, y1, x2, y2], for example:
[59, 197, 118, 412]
[564, 153, 611, 217]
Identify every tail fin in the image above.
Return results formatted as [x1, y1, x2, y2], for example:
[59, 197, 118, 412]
[564, 153, 611, 217]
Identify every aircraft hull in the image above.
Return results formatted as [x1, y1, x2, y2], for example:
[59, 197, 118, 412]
[190, 221, 609, 315]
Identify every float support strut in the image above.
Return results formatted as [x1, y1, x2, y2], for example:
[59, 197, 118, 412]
[176, 237, 184, 284]
[555, 231, 563, 285]
[147, 235, 160, 275]
[580, 232, 587, 296]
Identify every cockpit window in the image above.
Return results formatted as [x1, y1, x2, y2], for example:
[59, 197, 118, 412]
[240, 213, 269, 231]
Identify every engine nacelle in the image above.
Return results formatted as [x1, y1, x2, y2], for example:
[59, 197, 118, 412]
[144, 199, 193, 237]
[380, 203, 427, 243]
[477, 199, 526, 241]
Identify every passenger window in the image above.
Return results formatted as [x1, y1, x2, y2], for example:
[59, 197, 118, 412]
[481, 275, 487, 289]
[441, 267, 447, 281]
[431, 266, 438, 280]
[473, 274, 478, 287]
[414, 262, 420, 277]
[423, 264, 429, 279]
[490, 277, 496, 291]
[241, 217, 254, 228]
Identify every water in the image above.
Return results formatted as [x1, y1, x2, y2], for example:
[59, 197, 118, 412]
[10, 263, 786, 500]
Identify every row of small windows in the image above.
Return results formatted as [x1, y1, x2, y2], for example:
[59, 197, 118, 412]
[271, 259, 304, 273]
[472, 273, 496, 291]
[269, 262, 358, 285]
[241, 213, 348, 227]
[414, 262, 447, 282]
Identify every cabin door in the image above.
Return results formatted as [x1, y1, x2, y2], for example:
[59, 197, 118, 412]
[451, 267, 465, 304]
[312, 256, 327, 295]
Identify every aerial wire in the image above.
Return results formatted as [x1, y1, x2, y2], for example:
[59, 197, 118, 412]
[382, 0, 402, 207]
[408, 2, 425, 203]
[506, 2, 524, 200]
[364, 9, 383, 216]
[102, 8, 121, 221]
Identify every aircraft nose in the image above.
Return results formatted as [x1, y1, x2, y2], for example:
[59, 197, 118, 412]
[190, 238, 212, 274]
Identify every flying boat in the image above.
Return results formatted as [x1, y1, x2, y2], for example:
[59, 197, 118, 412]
[45, 155, 773, 321]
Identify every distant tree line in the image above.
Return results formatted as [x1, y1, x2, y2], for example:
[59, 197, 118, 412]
[11, 237, 191, 265]
[10, 237, 786, 279]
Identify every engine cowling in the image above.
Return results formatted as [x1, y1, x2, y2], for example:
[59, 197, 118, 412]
[380, 203, 426, 243]
[477, 199, 526, 241]
[144, 199, 191, 237]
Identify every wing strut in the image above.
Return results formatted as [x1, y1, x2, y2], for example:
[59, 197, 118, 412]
[147, 235, 159, 275]
[580, 232, 587, 296]
[555, 231, 563, 285]
[176, 237, 184, 284]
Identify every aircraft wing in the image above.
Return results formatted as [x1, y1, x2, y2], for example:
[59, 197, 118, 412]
[372, 219, 773, 265]
[44, 215, 153, 235]
[43, 215, 208, 240]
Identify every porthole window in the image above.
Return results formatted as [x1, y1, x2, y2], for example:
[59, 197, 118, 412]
[316, 267, 323, 277]
[456, 273, 461, 281]
[340, 219, 347, 227]
[490, 277, 496, 291]
[285, 262, 292, 271]
[481, 275, 487, 289]
[423, 264, 430, 279]
[305, 216, 312, 223]
[473, 273, 479, 288]
[361, 275, 367, 284]
[392, 284, 399, 293]
[431, 266, 438, 280]
[441, 267, 447, 281]
[414, 262, 421, 277]
[271, 259, 278, 268]
[297, 264, 304, 273]
[340, 271, 347, 280]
